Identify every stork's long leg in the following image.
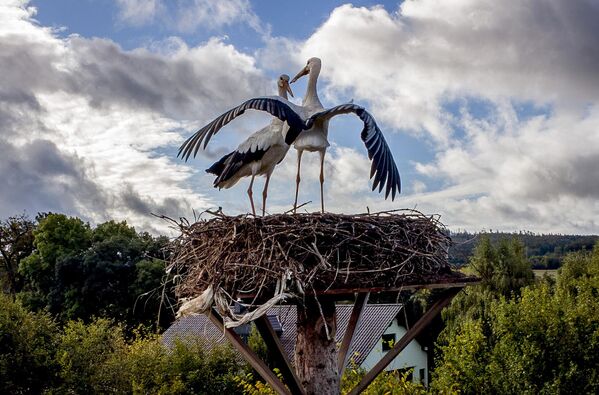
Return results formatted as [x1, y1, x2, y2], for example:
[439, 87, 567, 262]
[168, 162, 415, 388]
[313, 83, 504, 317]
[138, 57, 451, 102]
[319, 150, 326, 213]
[247, 174, 256, 216]
[293, 149, 304, 214]
[262, 171, 272, 216]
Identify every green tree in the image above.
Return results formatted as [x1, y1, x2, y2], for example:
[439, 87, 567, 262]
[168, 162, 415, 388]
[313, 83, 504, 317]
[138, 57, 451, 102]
[0, 293, 59, 394]
[131, 258, 173, 328]
[433, 243, 599, 394]
[55, 318, 245, 394]
[431, 319, 489, 394]
[236, 363, 428, 395]
[0, 213, 35, 295]
[18, 213, 91, 310]
[247, 324, 271, 367]
[54, 231, 143, 322]
[340, 365, 428, 395]
[54, 220, 172, 327]
[55, 318, 129, 393]
[93, 220, 137, 243]
[441, 235, 534, 337]
[18, 214, 172, 328]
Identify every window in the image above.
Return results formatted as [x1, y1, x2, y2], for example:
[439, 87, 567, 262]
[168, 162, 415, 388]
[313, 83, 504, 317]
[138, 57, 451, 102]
[382, 333, 396, 351]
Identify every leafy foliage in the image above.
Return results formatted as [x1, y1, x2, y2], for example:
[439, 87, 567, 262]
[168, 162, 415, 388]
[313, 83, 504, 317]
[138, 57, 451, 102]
[235, 370, 284, 395]
[247, 323, 271, 368]
[3, 210, 598, 394]
[441, 236, 534, 338]
[0, 293, 59, 394]
[0, 214, 34, 295]
[18, 213, 92, 310]
[0, 294, 247, 394]
[433, 243, 599, 394]
[340, 365, 428, 395]
[17, 214, 172, 329]
[450, 231, 598, 268]
[236, 364, 429, 395]
[55, 319, 245, 394]
[55, 318, 129, 393]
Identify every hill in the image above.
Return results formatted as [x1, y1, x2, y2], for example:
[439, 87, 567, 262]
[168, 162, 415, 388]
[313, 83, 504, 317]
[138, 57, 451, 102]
[449, 231, 598, 268]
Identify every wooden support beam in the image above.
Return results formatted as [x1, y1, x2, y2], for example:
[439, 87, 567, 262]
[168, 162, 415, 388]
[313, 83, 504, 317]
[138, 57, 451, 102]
[347, 287, 461, 395]
[316, 279, 479, 296]
[236, 278, 480, 303]
[207, 309, 291, 395]
[255, 314, 305, 395]
[337, 292, 369, 377]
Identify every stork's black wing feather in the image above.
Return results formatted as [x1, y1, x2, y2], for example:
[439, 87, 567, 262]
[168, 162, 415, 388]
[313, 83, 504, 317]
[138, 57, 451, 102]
[208, 148, 268, 187]
[307, 104, 401, 200]
[205, 152, 234, 176]
[178, 97, 304, 162]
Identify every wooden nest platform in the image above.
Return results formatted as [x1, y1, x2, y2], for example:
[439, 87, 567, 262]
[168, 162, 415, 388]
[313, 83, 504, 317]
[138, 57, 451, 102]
[169, 210, 474, 322]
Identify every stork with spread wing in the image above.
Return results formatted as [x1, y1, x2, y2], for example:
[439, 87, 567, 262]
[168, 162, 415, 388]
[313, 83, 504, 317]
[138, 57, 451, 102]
[179, 58, 401, 213]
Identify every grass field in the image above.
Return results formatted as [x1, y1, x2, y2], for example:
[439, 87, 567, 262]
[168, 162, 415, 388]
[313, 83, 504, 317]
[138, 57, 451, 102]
[533, 269, 558, 279]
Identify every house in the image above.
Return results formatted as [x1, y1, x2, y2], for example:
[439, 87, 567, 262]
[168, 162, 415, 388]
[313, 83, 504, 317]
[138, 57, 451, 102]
[163, 303, 429, 385]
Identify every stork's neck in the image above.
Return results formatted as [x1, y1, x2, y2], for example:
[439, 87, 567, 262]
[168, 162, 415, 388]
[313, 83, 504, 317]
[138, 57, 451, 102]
[303, 65, 322, 107]
[278, 85, 288, 100]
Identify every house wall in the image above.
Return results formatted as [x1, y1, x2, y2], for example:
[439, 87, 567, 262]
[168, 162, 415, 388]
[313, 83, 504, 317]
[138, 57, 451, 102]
[359, 318, 428, 385]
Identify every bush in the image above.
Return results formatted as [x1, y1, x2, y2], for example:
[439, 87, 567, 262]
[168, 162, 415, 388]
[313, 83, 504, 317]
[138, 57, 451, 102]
[341, 365, 428, 395]
[433, 244, 599, 394]
[0, 293, 59, 394]
[55, 318, 129, 393]
[55, 318, 246, 394]
[235, 363, 428, 395]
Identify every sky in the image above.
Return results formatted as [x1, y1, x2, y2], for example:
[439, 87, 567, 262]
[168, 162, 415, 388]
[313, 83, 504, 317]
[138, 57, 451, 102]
[1, 0, 598, 235]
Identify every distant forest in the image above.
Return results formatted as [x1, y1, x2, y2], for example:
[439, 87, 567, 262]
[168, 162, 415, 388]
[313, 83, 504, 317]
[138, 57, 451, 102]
[448, 231, 599, 268]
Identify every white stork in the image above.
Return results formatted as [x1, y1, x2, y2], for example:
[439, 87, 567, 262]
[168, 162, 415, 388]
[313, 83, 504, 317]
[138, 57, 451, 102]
[186, 75, 294, 216]
[179, 58, 400, 213]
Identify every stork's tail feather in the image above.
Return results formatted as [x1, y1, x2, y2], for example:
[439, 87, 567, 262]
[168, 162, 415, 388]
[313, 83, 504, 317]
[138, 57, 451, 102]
[210, 148, 270, 188]
[206, 152, 234, 176]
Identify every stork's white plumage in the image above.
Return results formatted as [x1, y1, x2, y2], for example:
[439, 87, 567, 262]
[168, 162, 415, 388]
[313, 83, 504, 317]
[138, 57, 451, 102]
[198, 75, 293, 215]
[288, 58, 328, 212]
[288, 57, 401, 212]
[179, 58, 401, 214]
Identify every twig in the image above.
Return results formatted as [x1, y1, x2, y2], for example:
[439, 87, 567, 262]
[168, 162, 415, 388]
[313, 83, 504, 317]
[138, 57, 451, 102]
[169, 210, 453, 323]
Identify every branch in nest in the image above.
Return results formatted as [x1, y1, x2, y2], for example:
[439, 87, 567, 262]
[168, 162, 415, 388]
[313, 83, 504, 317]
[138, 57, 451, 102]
[168, 210, 453, 323]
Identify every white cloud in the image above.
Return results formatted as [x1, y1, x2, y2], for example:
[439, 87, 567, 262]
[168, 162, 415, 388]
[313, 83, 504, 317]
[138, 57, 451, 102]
[115, 0, 162, 26]
[2, 0, 599, 235]
[411, 180, 427, 194]
[261, 1, 599, 233]
[114, 0, 268, 35]
[295, 1, 599, 143]
[175, 0, 265, 34]
[0, 1, 271, 232]
[414, 103, 599, 233]
[260, 146, 394, 215]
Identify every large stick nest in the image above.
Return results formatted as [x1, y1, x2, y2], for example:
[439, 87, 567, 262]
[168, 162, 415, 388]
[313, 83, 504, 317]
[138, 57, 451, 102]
[168, 210, 456, 323]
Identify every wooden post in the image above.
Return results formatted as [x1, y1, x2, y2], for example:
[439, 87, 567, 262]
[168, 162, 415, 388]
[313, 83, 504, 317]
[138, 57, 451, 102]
[207, 309, 291, 395]
[347, 287, 461, 395]
[255, 315, 306, 395]
[295, 296, 339, 395]
[337, 292, 369, 377]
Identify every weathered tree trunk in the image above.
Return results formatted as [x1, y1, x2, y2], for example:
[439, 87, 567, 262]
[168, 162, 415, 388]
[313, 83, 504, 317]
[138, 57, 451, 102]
[295, 297, 338, 395]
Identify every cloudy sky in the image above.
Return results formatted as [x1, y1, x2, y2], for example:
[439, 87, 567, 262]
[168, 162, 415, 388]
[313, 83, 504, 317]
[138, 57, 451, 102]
[1, 0, 598, 234]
